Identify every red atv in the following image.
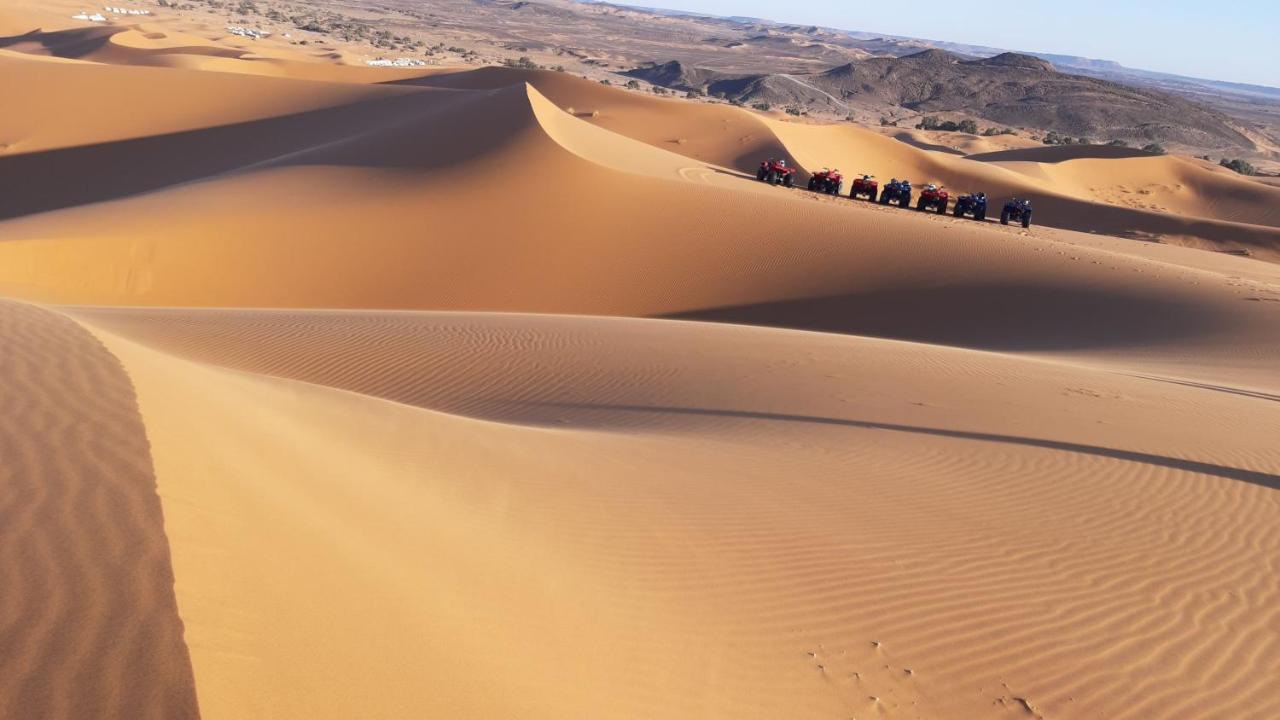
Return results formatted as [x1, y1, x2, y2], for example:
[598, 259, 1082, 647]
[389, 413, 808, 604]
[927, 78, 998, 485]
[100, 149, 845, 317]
[756, 158, 797, 187]
[849, 174, 878, 201]
[807, 168, 844, 195]
[916, 184, 949, 214]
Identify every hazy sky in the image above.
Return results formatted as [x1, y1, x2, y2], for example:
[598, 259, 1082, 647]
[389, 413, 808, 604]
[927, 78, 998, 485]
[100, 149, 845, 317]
[625, 0, 1280, 87]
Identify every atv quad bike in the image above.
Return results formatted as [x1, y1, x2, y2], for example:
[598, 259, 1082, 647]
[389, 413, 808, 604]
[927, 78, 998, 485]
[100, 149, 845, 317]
[916, 184, 949, 214]
[953, 193, 988, 221]
[879, 180, 912, 208]
[850, 175, 878, 201]
[1000, 198, 1033, 228]
[807, 169, 844, 195]
[756, 159, 797, 188]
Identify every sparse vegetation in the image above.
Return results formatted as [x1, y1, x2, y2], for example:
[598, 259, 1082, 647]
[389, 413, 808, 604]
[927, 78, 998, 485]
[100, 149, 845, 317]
[502, 56, 541, 70]
[1220, 158, 1258, 175]
[1142, 143, 1168, 155]
[751, 102, 772, 112]
[981, 127, 1015, 136]
[1043, 131, 1094, 146]
[917, 116, 977, 134]
[1107, 139, 1130, 147]
[624, 79, 640, 90]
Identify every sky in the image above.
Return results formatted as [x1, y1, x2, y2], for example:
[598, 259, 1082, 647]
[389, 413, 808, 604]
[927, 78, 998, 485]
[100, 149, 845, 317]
[623, 0, 1280, 88]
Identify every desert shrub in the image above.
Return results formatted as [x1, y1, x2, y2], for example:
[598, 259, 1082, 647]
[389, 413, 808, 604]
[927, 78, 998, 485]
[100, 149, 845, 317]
[685, 90, 700, 99]
[957, 119, 978, 134]
[1220, 158, 1258, 175]
[600, 79, 612, 85]
[752, 102, 772, 112]
[785, 106, 803, 116]
[1107, 139, 1130, 147]
[1141, 143, 1167, 155]
[652, 86, 668, 95]
[624, 79, 640, 90]
[917, 116, 941, 130]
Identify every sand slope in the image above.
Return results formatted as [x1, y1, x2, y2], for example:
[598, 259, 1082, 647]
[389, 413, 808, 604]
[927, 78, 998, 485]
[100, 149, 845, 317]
[0, 300, 198, 720]
[55, 305, 1278, 720]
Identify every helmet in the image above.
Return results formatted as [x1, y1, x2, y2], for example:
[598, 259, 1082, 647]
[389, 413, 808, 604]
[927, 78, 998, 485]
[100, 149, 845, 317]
[778, 160, 787, 167]
[977, 192, 986, 199]
[890, 178, 898, 183]
[832, 169, 839, 174]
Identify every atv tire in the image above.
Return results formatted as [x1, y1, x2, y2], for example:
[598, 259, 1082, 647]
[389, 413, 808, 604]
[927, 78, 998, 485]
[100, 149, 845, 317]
[916, 197, 926, 211]
[976, 210, 986, 221]
[1000, 209, 1011, 225]
[782, 174, 794, 188]
[936, 202, 947, 215]
[1022, 214, 1031, 229]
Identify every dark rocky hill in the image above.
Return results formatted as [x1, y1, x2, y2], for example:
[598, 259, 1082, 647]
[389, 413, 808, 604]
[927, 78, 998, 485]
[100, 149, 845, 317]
[627, 51, 1254, 150]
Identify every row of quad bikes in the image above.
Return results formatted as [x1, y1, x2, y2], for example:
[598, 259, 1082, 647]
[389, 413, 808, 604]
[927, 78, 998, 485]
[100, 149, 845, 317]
[757, 160, 1034, 228]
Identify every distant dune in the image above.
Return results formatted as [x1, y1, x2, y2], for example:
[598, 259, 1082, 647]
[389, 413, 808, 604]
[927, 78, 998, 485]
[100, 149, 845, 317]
[1, 3, 1278, 719]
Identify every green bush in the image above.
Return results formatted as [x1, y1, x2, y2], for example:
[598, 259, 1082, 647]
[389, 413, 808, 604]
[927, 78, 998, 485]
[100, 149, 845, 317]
[1220, 158, 1258, 175]
[957, 119, 978, 135]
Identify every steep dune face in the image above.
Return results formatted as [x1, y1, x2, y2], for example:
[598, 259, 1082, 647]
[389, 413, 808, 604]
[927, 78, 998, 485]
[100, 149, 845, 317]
[0, 301, 198, 720]
[2, 14, 1280, 720]
[0, 53, 413, 154]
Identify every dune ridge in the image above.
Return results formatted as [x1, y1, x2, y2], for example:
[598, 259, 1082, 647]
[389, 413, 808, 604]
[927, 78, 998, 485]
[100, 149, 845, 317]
[0, 300, 198, 720]
[64, 305, 1280, 720]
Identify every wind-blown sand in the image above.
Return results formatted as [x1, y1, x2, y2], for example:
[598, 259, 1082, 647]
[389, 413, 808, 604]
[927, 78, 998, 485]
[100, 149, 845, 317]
[1, 5, 1278, 718]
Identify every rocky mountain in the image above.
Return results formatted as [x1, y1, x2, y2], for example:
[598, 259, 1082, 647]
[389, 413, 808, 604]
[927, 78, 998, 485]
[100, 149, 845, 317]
[626, 50, 1254, 150]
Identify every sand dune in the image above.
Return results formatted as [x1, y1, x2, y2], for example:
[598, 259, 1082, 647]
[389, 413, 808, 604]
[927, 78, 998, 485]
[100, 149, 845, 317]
[47, 305, 1277, 720]
[2, 10, 1279, 720]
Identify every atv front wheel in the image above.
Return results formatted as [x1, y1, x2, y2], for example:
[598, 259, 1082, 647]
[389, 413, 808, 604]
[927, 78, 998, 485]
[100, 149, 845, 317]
[1000, 209, 1010, 225]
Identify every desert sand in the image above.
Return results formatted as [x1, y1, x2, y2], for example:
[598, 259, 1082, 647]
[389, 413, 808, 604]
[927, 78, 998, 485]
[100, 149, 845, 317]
[1, 3, 1278, 719]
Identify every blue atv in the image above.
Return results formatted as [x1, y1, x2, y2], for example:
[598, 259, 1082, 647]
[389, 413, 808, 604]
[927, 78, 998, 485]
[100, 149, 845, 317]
[879, 179, 912, 208]
[1000, 198, 1033, 228]
[953, 192, 988, 221]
